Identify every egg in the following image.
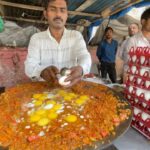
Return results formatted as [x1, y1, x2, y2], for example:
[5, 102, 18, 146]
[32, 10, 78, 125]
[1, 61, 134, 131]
[140, 68, 146, 76]
[46, 100, 56, 105]
[65, 115, 77, 123]
[136, 88, 142, 97]
[131, 66, 136, 74]
[59, 76, 71, 86]
[141, 112, 149, 121]
[140, 56, 145, 64]
[134, 98, 138, 103]
[144, 91, 150, 101]
[64, 95, 72, 101]
[129, 75, 134, 82]
[33, 94, 42, 99]
[36, 109, 46, 116]
[129, 86, 133, 93]
[53, 104, 63, 111]
[132, 55, 137, 62]
[139, 122, 143, 126]
[47, 112, 58, 120]
[127, 95, 131, 99]
[37, 118, 50, 126]
[137, 78, 142, 84]
[134, 107, 140, 115]
[30, 114, 41, 122]
[44, 104, 54, 110]
[145, 81, 150, 88]
[75, 99, 86, 105]
[142, 102, 146, 108]
[65, 70, 71, 76]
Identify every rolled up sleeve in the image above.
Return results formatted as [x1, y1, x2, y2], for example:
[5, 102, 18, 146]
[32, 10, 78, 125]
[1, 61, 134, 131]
[25, 35, 48, 80]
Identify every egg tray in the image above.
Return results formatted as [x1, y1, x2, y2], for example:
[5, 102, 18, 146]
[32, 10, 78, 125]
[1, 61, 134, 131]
[131, 121, 150, 140]
[124, 86, 150, 103]
[127, 65, 150, 80]
[126, 96, 150, 116]
[129, 47, 150, 56]
[133, 106, 150, 127]
[126, 80, 150, 92]
[131, 107, 150, 139]
[128, 52, 149, 68]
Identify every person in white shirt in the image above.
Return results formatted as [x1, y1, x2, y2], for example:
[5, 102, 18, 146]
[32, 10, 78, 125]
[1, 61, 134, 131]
[119, 23, 140, 63]
[25, 0, 91, 87]
[124, 7, 150, 82]
[118, 23, 140, 83]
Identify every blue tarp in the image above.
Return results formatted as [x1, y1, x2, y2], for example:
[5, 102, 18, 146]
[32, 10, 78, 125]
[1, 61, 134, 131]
[88, 1, 150, 41]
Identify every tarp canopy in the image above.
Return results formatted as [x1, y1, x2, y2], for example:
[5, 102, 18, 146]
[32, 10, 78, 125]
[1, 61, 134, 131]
[88, 1, 150, 44]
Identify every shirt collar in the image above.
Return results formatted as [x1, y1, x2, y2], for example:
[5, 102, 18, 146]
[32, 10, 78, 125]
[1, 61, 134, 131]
[139, 32, 149, 44]
[47, 27, 67, 40]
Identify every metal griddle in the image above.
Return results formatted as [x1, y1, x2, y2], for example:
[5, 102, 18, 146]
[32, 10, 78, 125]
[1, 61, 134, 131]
[0, 85, 132, 150]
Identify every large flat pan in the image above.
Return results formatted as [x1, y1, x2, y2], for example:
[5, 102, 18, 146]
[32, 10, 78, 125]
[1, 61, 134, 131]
[0, 82, 132, 150]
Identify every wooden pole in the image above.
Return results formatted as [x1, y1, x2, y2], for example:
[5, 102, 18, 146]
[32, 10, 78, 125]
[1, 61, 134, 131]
[3, 16, 88, 27]
[0, 0, 101, 18]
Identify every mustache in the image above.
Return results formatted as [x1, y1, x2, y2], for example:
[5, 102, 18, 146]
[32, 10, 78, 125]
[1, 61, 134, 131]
[53, 17, 63, 22]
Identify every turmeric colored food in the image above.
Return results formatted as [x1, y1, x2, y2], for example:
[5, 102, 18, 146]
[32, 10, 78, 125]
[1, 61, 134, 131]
[0, 81, 131, 150]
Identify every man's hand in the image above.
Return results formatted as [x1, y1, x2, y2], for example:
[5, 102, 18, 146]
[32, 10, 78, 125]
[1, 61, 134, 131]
[40, 66, 59, 83]
[64, 66, 83, 87]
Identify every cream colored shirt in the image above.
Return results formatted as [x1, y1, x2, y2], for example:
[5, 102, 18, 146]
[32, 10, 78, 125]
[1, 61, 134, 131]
[25, 28, 92, 80]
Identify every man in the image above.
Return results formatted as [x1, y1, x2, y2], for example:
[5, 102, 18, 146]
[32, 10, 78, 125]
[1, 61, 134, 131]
[25, 0, 91, 87]
[96, 27, 118, 83]
[119, 23, 140, 82]
[124, 8, 150, 83]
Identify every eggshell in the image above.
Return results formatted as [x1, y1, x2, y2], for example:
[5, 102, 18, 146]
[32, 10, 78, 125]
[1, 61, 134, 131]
[141, 112, 149, 121]
[132, 55, 137, 62]
[59, 76, 71, 86]
[140, 56, 145, 64]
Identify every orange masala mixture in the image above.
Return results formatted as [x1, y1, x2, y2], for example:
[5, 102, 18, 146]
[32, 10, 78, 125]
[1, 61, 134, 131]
[0, 81, 131, 150]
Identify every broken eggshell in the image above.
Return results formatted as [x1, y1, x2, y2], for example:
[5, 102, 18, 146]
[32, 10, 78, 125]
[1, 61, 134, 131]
[59, 76, 71, 86]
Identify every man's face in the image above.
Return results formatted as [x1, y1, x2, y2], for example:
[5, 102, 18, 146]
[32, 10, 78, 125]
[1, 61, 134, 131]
[128, 24, 139, 36]
[105, 29, 113, 39]
[44, 0, 68, 29]
[142, 18, 150, 32]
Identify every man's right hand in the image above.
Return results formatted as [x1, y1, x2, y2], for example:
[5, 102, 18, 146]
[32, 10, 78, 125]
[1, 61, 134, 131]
[40, 66, 59, 83]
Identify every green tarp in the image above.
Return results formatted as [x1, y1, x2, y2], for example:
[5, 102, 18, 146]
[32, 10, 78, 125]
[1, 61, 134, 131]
[0, 17, 4, 32]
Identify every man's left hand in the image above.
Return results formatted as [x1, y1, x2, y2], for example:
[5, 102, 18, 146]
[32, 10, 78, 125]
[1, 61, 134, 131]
[64, 66, 83, 87]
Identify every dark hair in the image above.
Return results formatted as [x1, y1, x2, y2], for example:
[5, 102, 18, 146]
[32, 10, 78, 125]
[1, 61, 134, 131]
[44, 0, 68, 10]
[141, 7, 150, 20]
[104, 27, 113, 33]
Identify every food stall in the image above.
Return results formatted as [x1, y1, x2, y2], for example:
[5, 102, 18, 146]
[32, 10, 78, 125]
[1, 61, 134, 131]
[0, 0, 149, 150]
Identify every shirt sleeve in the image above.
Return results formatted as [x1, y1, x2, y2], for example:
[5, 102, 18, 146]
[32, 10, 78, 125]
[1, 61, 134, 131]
[96, 42, 102, 60]
[24, 35, 48, 80]
[123, 37, 136, 71]
[74, 31, 92, 75]
[118, 40, 126, 59]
